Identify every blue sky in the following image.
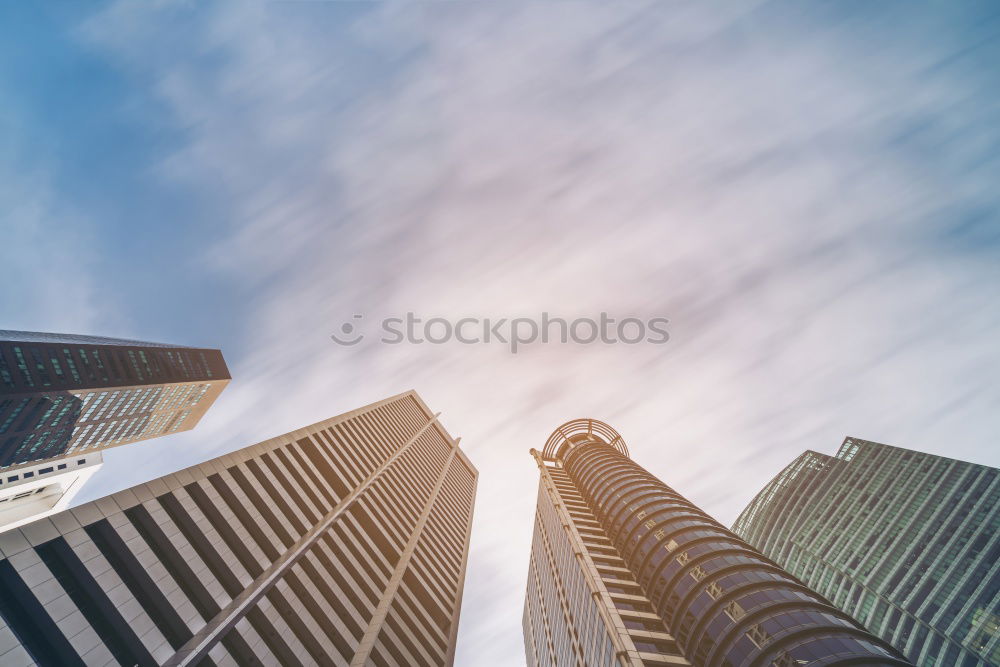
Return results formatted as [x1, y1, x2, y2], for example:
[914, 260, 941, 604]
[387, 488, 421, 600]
[3, 2, 1000, 664]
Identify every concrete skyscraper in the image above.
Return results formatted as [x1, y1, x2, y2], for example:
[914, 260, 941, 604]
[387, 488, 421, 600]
[0, 453, 104, 533]
[523, 419, 911, 667]
[0, 330, 230, 470]
[0, 390, 477, 667]
[733, 438, 999, 666]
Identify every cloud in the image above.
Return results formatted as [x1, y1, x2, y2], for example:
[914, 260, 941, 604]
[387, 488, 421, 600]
[63, 1, 1000, 664]
[0, 149, 116, 334]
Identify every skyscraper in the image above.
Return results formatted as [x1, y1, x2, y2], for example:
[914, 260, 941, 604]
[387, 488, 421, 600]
[0, 453, 104, 533]
[0, 390, 477, 667]
[523, 419, 911, 667]
[0, 330, 230, 470]
[733, 437, 1000, 666]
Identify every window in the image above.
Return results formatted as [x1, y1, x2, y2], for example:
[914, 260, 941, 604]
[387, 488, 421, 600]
[725, 600, 746, 622]
[0, 398, 30, 435]
[29, 348, 51, 386]
[12, 347, 34, 387]
[23, 472, 33, 479]
[57, 464, 67, 470]
[772, 652, 797, 667]
[199, 351, 213, 378]
[0, 351, 14, 387]
[77, 459, 86, 465]
[746, 623, 770, 649]
[39, 467, 53, 475]
[6, 476, 17, 483]
[49, 353, 65, 381]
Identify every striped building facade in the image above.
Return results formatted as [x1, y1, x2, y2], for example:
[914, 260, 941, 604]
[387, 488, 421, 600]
[524, 420, 911, 667]
[0, 390, 477, 667]
[523, 444, 690, 667]
[733, 438, 1000, 666]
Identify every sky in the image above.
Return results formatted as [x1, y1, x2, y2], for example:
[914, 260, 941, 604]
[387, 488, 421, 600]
[2, 1, 1000, 664]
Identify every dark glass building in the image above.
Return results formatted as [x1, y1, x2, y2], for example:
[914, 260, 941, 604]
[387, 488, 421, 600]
[0, 330, 230, 470]
[733, 438, 1000, 666]
[0, 390, 477, 666]
[524, 420, 911, 667]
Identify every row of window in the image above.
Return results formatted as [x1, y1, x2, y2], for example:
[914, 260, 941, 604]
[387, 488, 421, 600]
[1, 458, 89, 485]
[0, 342, 222, 391]
[0, 395, 470, 667]
[563, 442, 905, 667]
[525, 478, 619, 665]
[740, 441, 999, 664]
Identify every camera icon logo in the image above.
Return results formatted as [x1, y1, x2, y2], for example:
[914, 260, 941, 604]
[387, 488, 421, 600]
[330, 315, 364, 346]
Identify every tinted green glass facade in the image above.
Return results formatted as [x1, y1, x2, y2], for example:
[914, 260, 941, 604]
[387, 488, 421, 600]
[733, 438, 1000, 666]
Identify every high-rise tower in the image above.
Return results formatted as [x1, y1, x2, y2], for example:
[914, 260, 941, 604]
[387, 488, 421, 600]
[0, 453, 104, 533]
[523, 420, 911, 667]
[0, 390, 476, 667]
[733, 438, 999, 666]
[0, 330, 230, 470]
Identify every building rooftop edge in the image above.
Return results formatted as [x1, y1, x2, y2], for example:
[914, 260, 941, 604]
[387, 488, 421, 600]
[0, 329, 223, 350]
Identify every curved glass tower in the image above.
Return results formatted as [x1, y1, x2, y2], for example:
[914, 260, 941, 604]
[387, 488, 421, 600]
[524, 420, 912, 667]
[733, 438, 1000, 666]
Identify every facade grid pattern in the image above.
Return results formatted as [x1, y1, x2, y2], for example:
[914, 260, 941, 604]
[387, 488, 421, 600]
[733, 438, 1000, 666]
[0, 390, 476, 667]
[0, 331, 230, 471]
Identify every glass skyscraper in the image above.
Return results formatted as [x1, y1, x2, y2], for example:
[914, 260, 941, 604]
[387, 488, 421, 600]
[0, 330, 230, 470]
[0, 390, 477, 666]
[523, 420, 910, 667]
[733, 438, 999, 666]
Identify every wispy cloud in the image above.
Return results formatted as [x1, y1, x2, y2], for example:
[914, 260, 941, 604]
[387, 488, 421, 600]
[13, 1, 998, 663]
[0, 157, 115, 334]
